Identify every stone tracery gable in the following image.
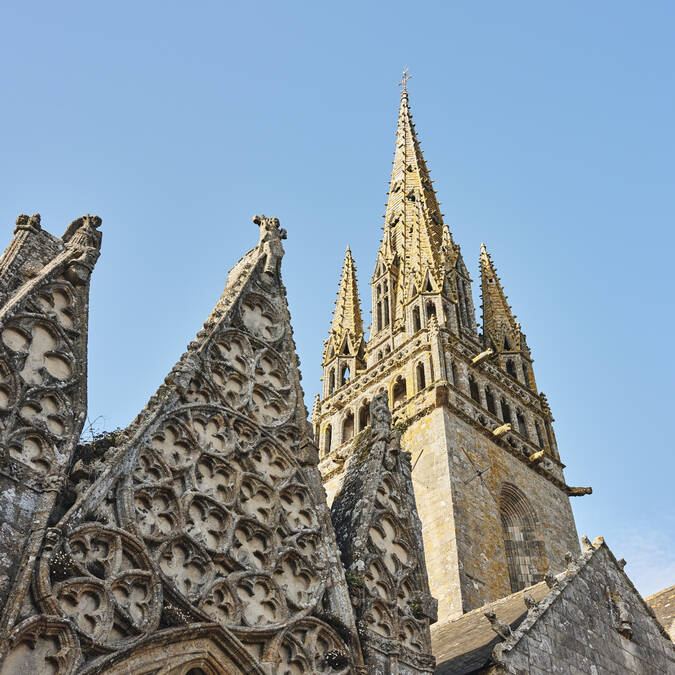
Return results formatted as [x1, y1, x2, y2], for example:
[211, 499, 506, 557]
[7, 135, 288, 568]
[32, 216, 360, 672]
[0, 214, 102, 644]
[0, 215, 100, 480]
[331, 393, 437, 674]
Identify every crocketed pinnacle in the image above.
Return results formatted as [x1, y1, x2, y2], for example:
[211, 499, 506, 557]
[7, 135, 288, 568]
[480, 243, 521, 351]
[379, 89, 454, 303]
[324, 247, 365, 361]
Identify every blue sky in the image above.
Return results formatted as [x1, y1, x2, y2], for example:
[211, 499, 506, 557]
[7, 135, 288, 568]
[1, 2, 673, 596]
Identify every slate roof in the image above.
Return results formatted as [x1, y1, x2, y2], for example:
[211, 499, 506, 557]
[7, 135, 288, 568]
[431, 581, 550, 674]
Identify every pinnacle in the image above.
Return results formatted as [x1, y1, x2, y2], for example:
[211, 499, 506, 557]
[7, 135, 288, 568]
[480, 244, 520, 351]
[324, 246, 364, 361]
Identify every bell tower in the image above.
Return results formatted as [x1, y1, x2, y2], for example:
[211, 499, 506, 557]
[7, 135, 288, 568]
[315, 82, 590, 626]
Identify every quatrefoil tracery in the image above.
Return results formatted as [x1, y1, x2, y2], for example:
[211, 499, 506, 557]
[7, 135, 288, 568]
[37, 525, 162, 648]
[0, 298, 80, 476]
[207, 325, 295, 426]
[126, 402, 324, 631]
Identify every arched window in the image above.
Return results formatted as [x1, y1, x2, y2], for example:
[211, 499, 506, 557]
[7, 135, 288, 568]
[324, 425, 332, 454]
[377, 351, 383, 361]
[516, 410, 529, 439]
[485, 387, 496, 415]
[426, 300, 436, 323]
[457, 280, 467, 327]
[328, 369, 335, 394]
[384, 299, 390, 326]
[393, 376, 407, 406]
[340, 365, 350, 386]
[416, 362, 426, 391]
[535, 420, 545, 448]
[522, 363, 530, 385]
[412, 307, 421, 332]
[503, 336, 511, 350]
[465, 297, 473, 326]
[376, 302, 382, 332]
[385, 345, 391, 354]
[545, 421, 557, 458]
[358, 400, 370, 430]
[506, 359, 517, 378]
[499, 484, 546, 592]
[500, 398, 512, 424]
[469, 375, 480, 402]
[342, 412, 354, 443]
[450, 360, 458, 386]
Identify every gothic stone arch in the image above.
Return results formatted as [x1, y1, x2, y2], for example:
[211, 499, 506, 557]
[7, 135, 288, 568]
[499, 482, 547, 592]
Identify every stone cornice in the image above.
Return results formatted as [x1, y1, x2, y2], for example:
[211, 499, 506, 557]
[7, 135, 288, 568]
[319, 378, 578, 497]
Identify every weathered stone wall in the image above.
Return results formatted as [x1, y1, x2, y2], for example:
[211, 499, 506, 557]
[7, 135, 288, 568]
[442, 407, 579, 612]
[494, 545, 675, 674]
[402, 403, 579, 624]
[402, 407, 463, 622]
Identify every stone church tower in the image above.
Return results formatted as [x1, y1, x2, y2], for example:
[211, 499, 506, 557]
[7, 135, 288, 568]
[314, 86, 591, 626]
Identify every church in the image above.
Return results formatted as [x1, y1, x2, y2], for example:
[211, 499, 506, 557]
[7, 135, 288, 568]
[0, 83, 672, 674]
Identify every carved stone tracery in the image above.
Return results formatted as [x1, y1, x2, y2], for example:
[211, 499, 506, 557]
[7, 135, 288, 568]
[12, 215, 358, 673]
[331, 392, 436, 673]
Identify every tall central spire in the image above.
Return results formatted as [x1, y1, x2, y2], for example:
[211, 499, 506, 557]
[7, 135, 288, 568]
[381, 87, 448, 283]
[369, 84, 460, 343]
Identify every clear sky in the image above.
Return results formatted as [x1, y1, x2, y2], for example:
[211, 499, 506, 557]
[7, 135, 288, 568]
[1, 1, 673, 596]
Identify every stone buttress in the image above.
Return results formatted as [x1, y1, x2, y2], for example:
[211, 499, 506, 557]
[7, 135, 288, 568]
[332, 391, 437, 674]
[0, 215, 366, 674]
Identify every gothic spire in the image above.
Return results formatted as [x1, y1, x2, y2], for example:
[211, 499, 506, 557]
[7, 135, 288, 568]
[381, 88, 450, 290]
[324, 246, 365, 361]
[479, 243, 520, 352]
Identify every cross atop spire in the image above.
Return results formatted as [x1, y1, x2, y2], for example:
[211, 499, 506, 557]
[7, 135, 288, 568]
[398, 67, 412, 93]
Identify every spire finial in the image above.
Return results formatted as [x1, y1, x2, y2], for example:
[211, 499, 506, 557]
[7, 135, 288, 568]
[398, 67, 412, 93]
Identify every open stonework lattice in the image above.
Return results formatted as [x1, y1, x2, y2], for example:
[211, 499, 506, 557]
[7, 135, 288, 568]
[0, 214, 369, 674]
[331, 393, 437, 674]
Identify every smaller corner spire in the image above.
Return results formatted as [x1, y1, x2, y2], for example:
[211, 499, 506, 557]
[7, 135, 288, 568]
[480, 243, 519, 349]
[480, 243, 539, 390]
[323, 246, 365, 363]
